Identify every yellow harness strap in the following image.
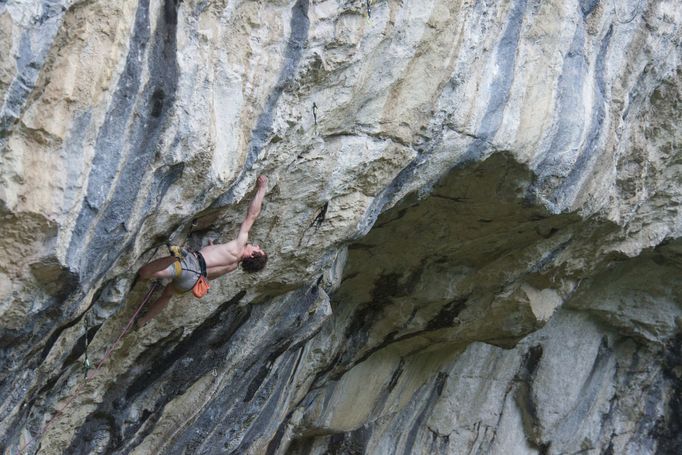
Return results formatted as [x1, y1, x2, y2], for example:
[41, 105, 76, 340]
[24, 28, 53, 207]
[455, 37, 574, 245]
[173, 260, 182, 277]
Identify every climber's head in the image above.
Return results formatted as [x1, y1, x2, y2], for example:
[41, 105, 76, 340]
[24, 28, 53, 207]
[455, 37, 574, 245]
[241, 244, 268, 273]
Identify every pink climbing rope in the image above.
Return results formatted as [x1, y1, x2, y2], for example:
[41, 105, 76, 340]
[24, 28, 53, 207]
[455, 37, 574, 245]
[17, 281, 160, 455]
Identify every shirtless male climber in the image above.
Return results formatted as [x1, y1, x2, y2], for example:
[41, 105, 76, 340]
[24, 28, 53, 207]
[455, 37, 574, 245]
[136, 175, 269, 327]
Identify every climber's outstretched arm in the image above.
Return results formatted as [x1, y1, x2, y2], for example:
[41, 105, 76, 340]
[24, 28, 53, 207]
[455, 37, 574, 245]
[237, 176, 268, 246]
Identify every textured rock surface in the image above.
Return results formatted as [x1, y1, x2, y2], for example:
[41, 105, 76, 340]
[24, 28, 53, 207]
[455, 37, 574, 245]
[1, 0, 681, 454]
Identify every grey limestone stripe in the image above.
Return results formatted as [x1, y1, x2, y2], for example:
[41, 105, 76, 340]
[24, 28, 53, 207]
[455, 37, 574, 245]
[211, 0, 311, 209]
[358, 0, 529, 237]
[0, 0, 69, 149]
[66, 0, 180, 285]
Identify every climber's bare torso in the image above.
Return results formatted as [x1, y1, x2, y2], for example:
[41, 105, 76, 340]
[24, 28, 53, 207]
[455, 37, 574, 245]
[136, 176, 268, 326]
[200, 240, 265, 279]
[200, 180, 267, 277]
[198, 241, 237, 275]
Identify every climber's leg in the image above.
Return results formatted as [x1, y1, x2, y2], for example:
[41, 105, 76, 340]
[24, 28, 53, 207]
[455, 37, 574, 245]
[137, 284, 176, 327]
[138, 256, 178, 280]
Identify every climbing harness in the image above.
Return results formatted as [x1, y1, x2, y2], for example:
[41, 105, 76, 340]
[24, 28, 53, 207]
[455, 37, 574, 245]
[168, 244, 185, 260]
[191, 250, 210, 298]
[169, 245, 210, 298]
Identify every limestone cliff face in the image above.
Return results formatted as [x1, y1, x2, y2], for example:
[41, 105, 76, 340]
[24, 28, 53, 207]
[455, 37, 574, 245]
[1, 0, 681, 453]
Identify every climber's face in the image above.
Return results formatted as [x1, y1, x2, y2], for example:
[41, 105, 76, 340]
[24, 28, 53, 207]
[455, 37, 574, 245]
[245, 243, 264, 256]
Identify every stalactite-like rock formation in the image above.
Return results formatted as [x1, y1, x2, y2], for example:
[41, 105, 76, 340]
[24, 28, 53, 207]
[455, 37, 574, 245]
[1, 0, 681, 454]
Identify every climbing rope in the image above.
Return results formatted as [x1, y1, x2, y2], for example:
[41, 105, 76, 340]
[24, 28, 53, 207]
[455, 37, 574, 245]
[89, 282, 160, 376]
[17, 281, 161, 455]
[17, 221, 198, 453]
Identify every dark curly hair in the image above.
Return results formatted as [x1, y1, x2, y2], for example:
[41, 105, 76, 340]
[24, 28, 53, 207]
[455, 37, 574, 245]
[241, 251, 268, 273]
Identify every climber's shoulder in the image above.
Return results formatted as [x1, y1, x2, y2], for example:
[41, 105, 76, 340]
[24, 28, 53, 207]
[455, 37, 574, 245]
[198, 240, 242, 268]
